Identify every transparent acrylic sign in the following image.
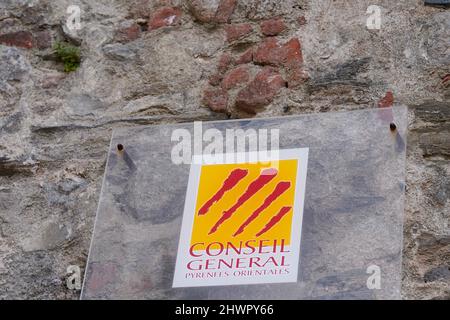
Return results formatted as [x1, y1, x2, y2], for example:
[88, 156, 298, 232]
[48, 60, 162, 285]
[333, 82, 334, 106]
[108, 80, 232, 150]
[82, 106, 407, 300]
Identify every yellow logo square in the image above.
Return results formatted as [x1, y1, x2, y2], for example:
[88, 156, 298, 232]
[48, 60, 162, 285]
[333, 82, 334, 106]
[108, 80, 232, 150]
[191, 160, 298, 248]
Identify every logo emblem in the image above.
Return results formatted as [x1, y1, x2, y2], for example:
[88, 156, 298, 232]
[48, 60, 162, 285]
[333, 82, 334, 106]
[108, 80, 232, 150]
[173, 149, 308, 288]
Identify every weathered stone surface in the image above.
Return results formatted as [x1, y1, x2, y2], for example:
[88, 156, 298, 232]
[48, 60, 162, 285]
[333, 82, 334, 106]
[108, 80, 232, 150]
[253, 37, 303, 67]
[378, 91, 394, 108]
[202, 88, 228, 112]
[149, 7, 182, 30]
[103, 43, 137, 61]
[215, 0, 237, 23]
[34, 30, 52, 49]
[419, 131, 450, 158]
[221, 66, 249, 90]
[253, 37, 304, 87]
[297, 16, 307, 26]
[224, 23, 253, 42]
[186, 0, 220, 23]
[414, 101, 450, 124]
[0, 46, 30, 94]
[217, 53, 233, 73]
[253, 37, 283, 65]
[0, 31, 33, 49]
[208, 73, 222, 86]
[40, 73, 66, 89]
[187, 0, 236, 24]
[260, 18, 286, 36]
[114, 20, 141, 43]
[0, 0, 448, 300]
[127, 0, 151, 19]
[235, 66, 286, 113]
[236, 47, 253, 64]
[421, 12, 450, 66]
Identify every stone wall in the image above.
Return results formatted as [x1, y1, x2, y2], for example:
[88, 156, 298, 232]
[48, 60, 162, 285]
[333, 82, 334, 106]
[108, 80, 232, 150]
[0, 0, 448, 299]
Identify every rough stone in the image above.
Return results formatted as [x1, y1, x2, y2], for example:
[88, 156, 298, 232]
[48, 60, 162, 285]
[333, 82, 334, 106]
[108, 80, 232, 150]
[254, 37, 303, 67]
[260, 18, 286, 36]
[202, 88, 228, 112]
[236, 47, 253, 64]
[253, 37, 284, 65]
[217, 53, 233, 73]
[0, 0, 449, 300]
[0, 46, 30, 91]
[208, 73, 223, 86]
[34, 30, 52, 49]
[214, 0, 237, 23]
[419, 132, 450, 158]
[235, 66, 286, 113]
[148, 7, 182, 30]
[114, 20, 141, 43]
[298, 16, 307, 26]
[186, 0, 220, 23]
[40, 73, 66, 89]
[127, 0, 151, 19]
[378, 91, 394, 108]
[0, 31, 33, 49]
[187, 0, 236, 24]
[221, 66, 249, 90]
[253, 37, 304, 87]
[224, 23, 253, 42]
[103, 43, 137, 61]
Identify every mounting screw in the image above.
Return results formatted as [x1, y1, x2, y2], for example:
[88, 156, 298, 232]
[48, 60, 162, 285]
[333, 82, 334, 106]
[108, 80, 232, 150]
[389, 123, 397, 131]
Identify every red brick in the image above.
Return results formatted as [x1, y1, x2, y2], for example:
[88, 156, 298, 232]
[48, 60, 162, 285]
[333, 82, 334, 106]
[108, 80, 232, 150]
[225, 23, 253, 42]
[203, 88, 228, 112]
[235, 48, 253, 64]
[253, 37, 281, 65]
[378, 91, 394, 108]
[235, 66, 286, 113]
[149, 7, 182, 30]
[221, 66, 249, 90]
[377, 91, 394, 123]
[282, 38, 303, 66]
[115, 21, 141, 43]
[253, 37, 304, 87]
[215, 0, 237, 23]
[260, 18, 286, 36]
[217, 53, 233, 73]
[254, 37, 303, 67]
[282, 38, 305, 87]
[0, 31, 33, 49]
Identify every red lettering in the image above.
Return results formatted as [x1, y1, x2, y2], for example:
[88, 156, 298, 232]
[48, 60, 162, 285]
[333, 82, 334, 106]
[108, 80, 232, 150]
[189, 242, 204, 257]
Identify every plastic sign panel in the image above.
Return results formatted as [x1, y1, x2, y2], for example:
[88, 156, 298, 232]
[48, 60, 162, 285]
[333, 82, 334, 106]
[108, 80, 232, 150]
[82, 106, 407, 300]
[173, 149, 308, 287]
